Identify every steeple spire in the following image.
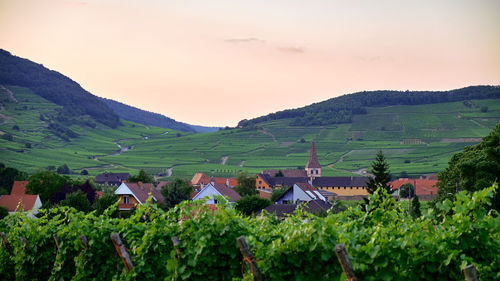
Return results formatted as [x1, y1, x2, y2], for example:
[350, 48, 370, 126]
[305, 141, 321, 178]
[306, 141, 321, 169]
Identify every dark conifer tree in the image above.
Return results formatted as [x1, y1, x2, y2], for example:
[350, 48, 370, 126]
[411, 195, 422, 218]
[366, 150, 392, 194]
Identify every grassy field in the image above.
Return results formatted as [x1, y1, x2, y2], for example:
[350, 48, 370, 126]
[1, 85, 499, 179]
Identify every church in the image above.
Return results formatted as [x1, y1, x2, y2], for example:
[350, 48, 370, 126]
[255, 141, 370, 198]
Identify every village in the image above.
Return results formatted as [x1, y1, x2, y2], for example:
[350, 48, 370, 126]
[0, 142, 438, 219]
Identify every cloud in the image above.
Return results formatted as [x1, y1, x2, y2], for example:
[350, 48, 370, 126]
[224, 37, 266, 44]
[277, 46, 305, 54]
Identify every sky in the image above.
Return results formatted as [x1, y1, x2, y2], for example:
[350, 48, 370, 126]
[1, 0, 499, 127]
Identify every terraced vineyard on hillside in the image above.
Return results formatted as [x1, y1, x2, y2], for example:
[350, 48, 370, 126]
[1, 85, 499, 179]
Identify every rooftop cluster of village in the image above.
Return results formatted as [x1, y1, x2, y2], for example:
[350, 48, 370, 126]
[0, 142, 438, 218]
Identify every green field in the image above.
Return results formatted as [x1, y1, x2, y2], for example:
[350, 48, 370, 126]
[1, 85, 499, 179]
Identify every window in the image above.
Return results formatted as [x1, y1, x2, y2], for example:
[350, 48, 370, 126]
[259, 180, 262, 184]
[214, 198, 218, 204]
[123, 195, 129, 204]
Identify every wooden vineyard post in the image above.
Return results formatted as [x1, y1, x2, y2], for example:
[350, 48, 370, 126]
[171, 236, 181, 259]
[335, 244, 357, 281]
[463, 264, 479, 281]
[0, 232, 11, 255]
[80, 235, 89, 250]
[53, 234, 60, 252]
[110, 233, 134, 272]
[236, 236, 262, 281]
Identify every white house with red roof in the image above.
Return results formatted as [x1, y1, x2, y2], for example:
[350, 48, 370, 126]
[192, 182, 241, 205]
[0, 181, 42, 218]
[114, 182, 165, 210]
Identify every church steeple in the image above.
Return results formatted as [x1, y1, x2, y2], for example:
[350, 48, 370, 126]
[305, 141, 321, 178]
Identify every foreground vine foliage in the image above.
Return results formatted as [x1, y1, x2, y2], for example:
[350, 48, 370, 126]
[0, 186, 498, 281]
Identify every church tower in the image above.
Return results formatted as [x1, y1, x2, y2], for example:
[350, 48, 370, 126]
[305, 141, 321, 179]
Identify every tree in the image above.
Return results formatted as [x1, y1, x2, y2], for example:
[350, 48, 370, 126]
[80, 169, 88, 175]
[436, 124, 500, 210]
[56, 164, 70, 174]
[0, 164, 26, 194]
[270, 186, 289, 202]
[26, 171, 69, 203]
[274, 170, 284, 177]
[411, 195, 422, 218]
[366, 150, 392, 194]
[235, 195, 271, 216]
[399, 183, 414, 198]
[234, 172, 258, 197]
[60, 190, 92, 213]
[94, 191, 118, 216]
[161, 178, 192, 208]
[0, 206, 8, 220]
[128, 169, 154, 183]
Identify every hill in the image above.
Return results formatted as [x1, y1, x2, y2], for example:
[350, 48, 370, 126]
[238, 86, 500, 127]
[0, 49, 120, 129]
[100, 98, 219, 133]
[1, 85, 499, 179]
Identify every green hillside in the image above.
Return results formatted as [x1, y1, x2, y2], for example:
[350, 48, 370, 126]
[1, 85, 499, 179]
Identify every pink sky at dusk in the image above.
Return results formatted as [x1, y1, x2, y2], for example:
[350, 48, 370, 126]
[1, 0, 499, 127]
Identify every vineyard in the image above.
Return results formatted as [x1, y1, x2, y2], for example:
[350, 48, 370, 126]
[0, 186, 499, 281]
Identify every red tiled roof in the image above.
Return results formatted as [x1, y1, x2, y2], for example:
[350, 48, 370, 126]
[191, 173, 210, 185]
[10, 181, 29, 195]
[95, 191, 104, 199]
[295, 182, 316, 192]
[212, 183, 241, 201]
[306, 141, 321, 169]
[391, 178, 438, 196]
[258, 189, 272, 199]
[125, 182, 165, 204]
[262, 170, 307, 177]
[0, 194, 38, 212]
[210, 177, 238, 187]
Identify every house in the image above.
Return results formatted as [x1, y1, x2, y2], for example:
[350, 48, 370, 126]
[262, 169, 307, 177]
[256, 173, 309, 191]
[95, 173, 131, 186]
[114, 182, 165, 210]
[275, 182, 328, 204]
[0, 181, 42, 218]
[255, 141, 369, 197]
[192, 182, 241, 205]
[190, 173, 238, 189]
[256, 174, 369, 197]
[391, 177, 439, 200]
[314, 177, 369, 196]
[258, 189, 272, 199]
[260, 200, 339, 218]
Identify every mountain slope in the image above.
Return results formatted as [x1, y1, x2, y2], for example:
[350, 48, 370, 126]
[1, 84, 499, 179]
[238, 86, 500, 127]
[0, 49, 120, 128]
[100, 98, 219, 133]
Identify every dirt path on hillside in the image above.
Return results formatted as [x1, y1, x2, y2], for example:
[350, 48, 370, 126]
[0, 85, 18, 102]
[259, 130, 277, 142]
[469, 119, 487, 129]
[239, 160, 245, 167]
[166, 167, 173, 177]
[221, 156, 228, 165]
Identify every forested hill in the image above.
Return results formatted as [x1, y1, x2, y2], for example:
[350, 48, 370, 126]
[101, 98, 218, 133]
[0, 49, 120, 128]
[238, 86, 500, 127]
